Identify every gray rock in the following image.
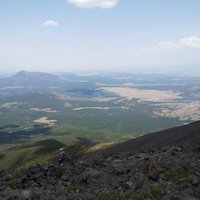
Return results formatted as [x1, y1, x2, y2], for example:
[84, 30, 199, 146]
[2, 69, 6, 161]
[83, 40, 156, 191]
[67, 192, 93, 200]
[2, 189, 21, 199]
[161, 192, 196, 200]
[40, 164, 49, 171]
[148, 171, 160, 181]
[111, 162, 128, 175]
[21, 190, 31, 199]
[123, 181, 135, 190]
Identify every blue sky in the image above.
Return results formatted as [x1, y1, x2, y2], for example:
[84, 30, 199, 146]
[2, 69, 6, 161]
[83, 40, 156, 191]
[0, 0, 200, 72]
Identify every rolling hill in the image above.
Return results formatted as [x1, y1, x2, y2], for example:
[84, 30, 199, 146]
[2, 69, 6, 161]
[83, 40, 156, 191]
[0, 71, 63, 88]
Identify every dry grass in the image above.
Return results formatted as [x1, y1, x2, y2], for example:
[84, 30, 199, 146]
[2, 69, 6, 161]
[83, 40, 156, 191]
[153, 101, 200, 121]
[100, 87, 181, 102]
[53, 92, 71, 101]
[30, 108, 57, 113]
[0, 102, 19, 109]
[63, 102, 73, 108]
[72, 107, 110, 111]
[88, 142, 115, 152]
[0, 86, 25, 90]
[34, 117, 57, 126]
[53, 92, 73, 108]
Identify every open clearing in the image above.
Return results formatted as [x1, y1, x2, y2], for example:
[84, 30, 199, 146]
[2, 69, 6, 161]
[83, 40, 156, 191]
[0, 102, 19, 109]
[31, 108, 58, 113]
[72, 107, 110, 111]
[100, 87, 181, 102]
[34, 117, 57, 126]
[154, 101, 200, 121]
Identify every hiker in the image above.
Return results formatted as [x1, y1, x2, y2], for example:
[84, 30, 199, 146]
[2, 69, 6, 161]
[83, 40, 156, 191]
[58, 148, 66, 166]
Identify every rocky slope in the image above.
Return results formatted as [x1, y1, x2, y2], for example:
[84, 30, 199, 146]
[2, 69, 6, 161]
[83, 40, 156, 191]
[0, 121, 200, 200]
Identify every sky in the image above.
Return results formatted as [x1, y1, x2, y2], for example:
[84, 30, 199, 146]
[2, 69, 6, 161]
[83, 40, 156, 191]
[0, 0, 200, 72]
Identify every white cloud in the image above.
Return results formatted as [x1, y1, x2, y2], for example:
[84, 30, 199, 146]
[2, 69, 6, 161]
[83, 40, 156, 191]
[141, 36, 200, 53]
[67, 0, 118, 9]
[42, 20, 58, 27]
[180, 36, 200, 48]
[139, 41, 180, 53]
[157, 41, 180, 50]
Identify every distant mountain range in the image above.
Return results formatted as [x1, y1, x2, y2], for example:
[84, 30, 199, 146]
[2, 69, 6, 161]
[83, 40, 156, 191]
[0, 71, 62, 88]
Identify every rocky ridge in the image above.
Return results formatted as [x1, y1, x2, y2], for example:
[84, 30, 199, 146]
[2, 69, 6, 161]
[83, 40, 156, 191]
[0, 121, 200, 200]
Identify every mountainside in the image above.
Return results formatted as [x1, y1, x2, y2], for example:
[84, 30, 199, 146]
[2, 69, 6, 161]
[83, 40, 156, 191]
[93, 120, 200, 157]
[0, 121, 200, 200]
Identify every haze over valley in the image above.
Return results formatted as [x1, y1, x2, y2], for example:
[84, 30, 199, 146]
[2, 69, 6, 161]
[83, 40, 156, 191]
[0, 69, 199, 170]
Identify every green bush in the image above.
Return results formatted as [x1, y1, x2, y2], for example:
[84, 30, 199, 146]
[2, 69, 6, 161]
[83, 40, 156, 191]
[94, 171, 103, 180]
[165, 168, 188, 182]
[5, 180, 17, 189]
[138, 164, 151, 174]
[68, 184, 79, 192]
[150, 183, 166, 200]
[53, 167, 65, 178]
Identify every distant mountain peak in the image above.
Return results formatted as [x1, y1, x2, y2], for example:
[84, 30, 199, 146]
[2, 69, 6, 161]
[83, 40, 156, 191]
[14, 70, 54, 77]
[0, 70, 61, 87]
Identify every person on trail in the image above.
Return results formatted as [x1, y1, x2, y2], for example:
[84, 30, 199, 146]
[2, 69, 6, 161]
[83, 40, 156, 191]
[58, 148, 66, 166]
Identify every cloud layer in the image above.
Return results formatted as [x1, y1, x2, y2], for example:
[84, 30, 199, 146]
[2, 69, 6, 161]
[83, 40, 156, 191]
[42, 20, 58, 27]
[67, 0, 118, 9]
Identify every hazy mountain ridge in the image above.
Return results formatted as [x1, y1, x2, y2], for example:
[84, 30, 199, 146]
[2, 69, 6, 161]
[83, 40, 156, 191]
[0, 71, 63, 88]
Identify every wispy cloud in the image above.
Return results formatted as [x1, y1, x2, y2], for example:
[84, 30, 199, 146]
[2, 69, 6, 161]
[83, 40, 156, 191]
[42, 20, 58, 27]
[180, 36, 200, 48]
[67, 0, 118, 9]
[141, 36, 200, 53]
[156, 41, 180, 50]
